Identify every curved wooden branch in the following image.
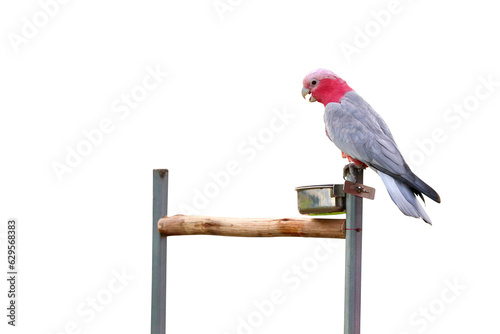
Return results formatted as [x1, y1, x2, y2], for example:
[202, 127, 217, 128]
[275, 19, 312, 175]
[158, 215, 345, 239]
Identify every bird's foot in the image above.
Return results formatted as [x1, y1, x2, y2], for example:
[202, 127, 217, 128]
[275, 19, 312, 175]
[343, 163, 365, 182]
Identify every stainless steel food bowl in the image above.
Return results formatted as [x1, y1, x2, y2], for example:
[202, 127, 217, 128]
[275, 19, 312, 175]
[295, 184, 346, 215]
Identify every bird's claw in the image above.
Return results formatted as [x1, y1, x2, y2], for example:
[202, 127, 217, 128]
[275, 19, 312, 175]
[343, 163, 363, 183]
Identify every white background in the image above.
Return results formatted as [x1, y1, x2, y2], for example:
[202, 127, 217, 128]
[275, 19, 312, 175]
[1, 0, 499, 333]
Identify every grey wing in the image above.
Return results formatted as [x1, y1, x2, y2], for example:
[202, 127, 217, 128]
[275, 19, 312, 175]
[325, 92, 441, 203]
[324, 93, 407, 177]
[344, 91, 397, 142]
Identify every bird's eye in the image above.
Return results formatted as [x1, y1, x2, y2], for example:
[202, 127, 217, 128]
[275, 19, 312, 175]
[311, 79, 317, 85]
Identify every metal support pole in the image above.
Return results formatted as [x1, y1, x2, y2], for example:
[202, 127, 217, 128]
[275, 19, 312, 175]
[344, 167, 363, 334]
[151, 169, 168, 334]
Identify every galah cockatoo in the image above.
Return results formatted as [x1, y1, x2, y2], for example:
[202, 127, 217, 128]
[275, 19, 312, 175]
[301, 69, 440, 224]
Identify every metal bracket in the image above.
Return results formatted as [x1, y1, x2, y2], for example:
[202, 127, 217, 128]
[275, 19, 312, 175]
[344, 180, 376, 200]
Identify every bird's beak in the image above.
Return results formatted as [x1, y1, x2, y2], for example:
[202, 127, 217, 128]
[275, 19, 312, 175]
[301, 87, 310, 99]
[301, 87, 316, 102]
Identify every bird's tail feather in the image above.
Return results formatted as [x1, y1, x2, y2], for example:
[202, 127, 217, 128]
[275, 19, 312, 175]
[408, 172, 441, 203]
[377, 171, 432, 224]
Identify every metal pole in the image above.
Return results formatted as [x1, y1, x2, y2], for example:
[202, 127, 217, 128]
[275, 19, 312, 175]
[151, 169, 168, 334]
[344, 167, 363, 334]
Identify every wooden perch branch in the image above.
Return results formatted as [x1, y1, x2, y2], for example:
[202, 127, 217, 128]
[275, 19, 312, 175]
[158, 215, 346, 239]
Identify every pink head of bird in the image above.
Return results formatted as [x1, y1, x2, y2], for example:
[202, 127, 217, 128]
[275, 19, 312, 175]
[302, 69, 353, 106]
